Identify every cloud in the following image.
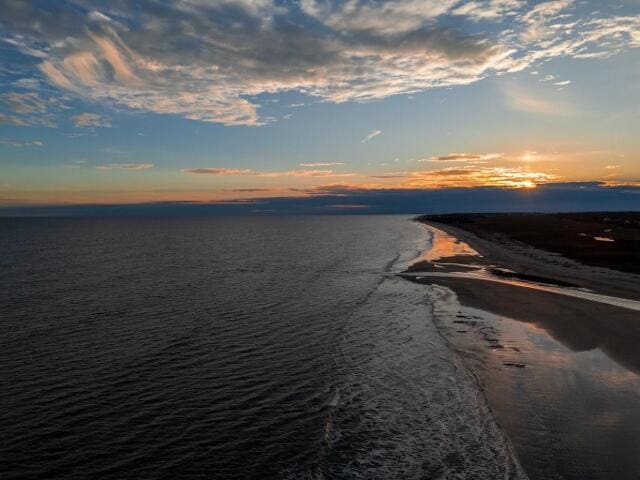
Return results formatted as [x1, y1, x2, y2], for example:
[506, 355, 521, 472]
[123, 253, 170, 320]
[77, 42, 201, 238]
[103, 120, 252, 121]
[2, 91, 50, 114]
[519, 0, 575, 43]
[183, 167, 354, 177]
[408, 165, 558, 188]
[72, 113, 111, 128]
[361, 130, 382, 143]
[300, 0, 459, 34]
[0, 113, 30, 126]
[503, 83, 574, 115]
[102, 147, 127, 157]
[299, 162, 345, 167]
[514, 5, 640, 66]
[425, 152, 504, 162]
[0, 139, 43, 147]
[63, 159, 89, 169]
[96, 163, 154, 170]
[182, 168, 256, 176]
[0, 92, 65, 127]
[1, 1, 638, 126]
[226, 188, 273, 192]
[369, 173, 408, 179]
[453, 0, 526, 21]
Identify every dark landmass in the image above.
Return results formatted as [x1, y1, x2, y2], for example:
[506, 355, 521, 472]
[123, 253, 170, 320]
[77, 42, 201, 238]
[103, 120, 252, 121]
[418, 212, 640, 274]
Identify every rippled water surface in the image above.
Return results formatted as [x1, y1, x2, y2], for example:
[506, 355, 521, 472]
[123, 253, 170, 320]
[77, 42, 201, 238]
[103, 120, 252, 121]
[0, 216, 523, 479]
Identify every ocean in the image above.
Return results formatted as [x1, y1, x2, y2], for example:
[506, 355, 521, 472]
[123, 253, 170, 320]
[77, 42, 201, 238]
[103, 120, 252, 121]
[0, 216, 524, 479]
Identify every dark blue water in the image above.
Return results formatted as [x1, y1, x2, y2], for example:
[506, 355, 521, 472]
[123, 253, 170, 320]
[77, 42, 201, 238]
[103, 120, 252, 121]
[0, 216, 524, 479]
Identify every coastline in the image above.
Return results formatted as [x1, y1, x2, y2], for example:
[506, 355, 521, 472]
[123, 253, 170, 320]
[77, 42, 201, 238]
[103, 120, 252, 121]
[403, 216, 640, 480]
[412, 214, 640, 301]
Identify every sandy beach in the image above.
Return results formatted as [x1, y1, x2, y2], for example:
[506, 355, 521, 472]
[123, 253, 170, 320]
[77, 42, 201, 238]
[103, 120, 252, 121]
[412, 213, 640, 300]
[404, 214, 640, 480]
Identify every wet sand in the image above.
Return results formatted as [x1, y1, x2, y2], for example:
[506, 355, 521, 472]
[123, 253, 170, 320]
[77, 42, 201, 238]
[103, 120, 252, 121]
[403, 218, 640, 480]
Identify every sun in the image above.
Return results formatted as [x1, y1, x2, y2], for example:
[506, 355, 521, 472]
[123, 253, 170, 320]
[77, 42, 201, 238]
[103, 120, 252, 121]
[511, 180, 537, 189]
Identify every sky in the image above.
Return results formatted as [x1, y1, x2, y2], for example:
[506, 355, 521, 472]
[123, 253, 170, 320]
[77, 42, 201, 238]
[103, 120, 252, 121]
[1, 0, 639, 213]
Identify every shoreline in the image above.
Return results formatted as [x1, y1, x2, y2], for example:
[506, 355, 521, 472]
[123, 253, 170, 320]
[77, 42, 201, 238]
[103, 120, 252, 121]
[403, 223, 640, 313]
[403, 217, 640, 480]
[413, 213, 640, 301]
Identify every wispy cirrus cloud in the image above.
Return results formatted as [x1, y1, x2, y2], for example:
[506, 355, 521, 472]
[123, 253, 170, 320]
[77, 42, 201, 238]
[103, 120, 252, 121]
[96, 163, 154, 171]
[0, 92, 65, 127]
[452, 0, 526, 21]
[300, 162, 345, 167]
[226, 188, 273, 193]
[519, 0, 575, 43]
[424, 152, 504, 162]
[300, 0, 459, 34]
[503, 83, 575, 115]
[72, 113, 111, 128]
[369, 173, 409, 179]
[2, 91, 50, 114]
[0, 139, 43, 147]
[183, 167, 355, 178]
[0, 1, 638, 126]
[361, 130, 382, 143]
[183, 168, 255, 176]
[62, 159, 89, 169]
